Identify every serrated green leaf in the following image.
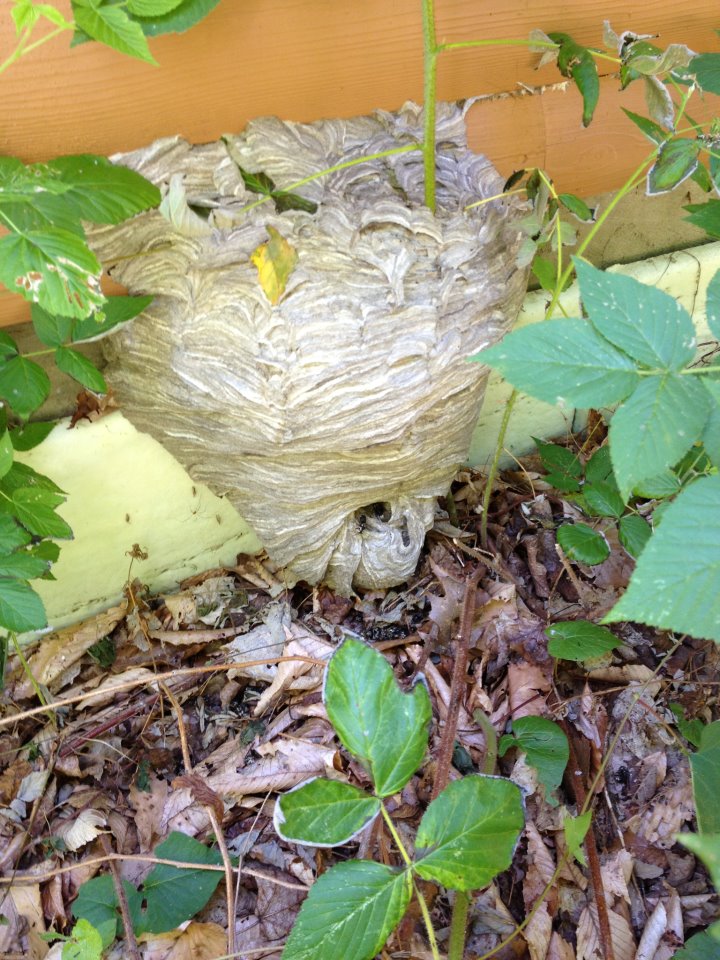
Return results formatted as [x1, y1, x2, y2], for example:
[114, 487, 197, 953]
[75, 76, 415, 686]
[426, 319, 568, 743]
[72, 0, 157, 64]
[618, 514, 652, 558]
[558, 193, 594, 222]
[583, 481, 625, 518]
[134, 832, 223, 935]
[324, 638, 431, 797]
[609, 375, 711, 502]
[0, 228, 103, 319]
[0, 431, 13, 481]
[0, 578, 46, 631]
[45, 156, 160, 225]
[414, 776, 524, 891]
[689, 721, 720, 835]
[677, 834, 720, 891]
[72, 295, 152, 342]
[546, 620, 621, 661]
[498, 717, 568, 805]
[0, 357, 50, 418]
[622, 108, 668, 143]
[11, 487, 72, 540]
[584, 446, 613, 484]
[690, 53, 720, 95]
[705, 269, 720, 341]
[1, 461, 64, 495]
[534, 438, 582, 478]
[0, 550, 51, 579]
[238, 166, 276, 196]
[54, 347, 107, 393]
[557, 523, 610, 564]
[648, 138, 700, 195]
[127, 0, 183, 14]
[684, 199, 720, 238]
[474, 319, 640, 409]
[131, 0, 222, 36]
[632, 470, 682, 499]
[10, 422, 55, 451]
[275, 778, 381, 846]
[605, 474, 720, 639]
[31, 304, 74, 347]
[564, 810, 591, 866]
[575, 260, 696, 370]
[544, 472, 582, 494]
[0, 516, 31, 553]
[672, 930, 720, 960]
[282, 860, 412, 960]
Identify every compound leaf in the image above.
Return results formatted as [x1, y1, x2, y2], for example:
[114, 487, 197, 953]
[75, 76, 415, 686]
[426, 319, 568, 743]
[414, 776, 524, 891]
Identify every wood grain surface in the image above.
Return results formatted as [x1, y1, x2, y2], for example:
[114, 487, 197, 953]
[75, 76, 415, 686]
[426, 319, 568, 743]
[1, 0, 718, 327]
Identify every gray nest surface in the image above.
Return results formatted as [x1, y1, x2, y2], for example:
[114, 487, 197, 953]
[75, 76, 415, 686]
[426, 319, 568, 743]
[90, 102, 529, 593]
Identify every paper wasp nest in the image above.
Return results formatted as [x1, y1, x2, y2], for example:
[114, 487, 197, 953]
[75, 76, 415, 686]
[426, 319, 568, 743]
[90, 103, 529, 593]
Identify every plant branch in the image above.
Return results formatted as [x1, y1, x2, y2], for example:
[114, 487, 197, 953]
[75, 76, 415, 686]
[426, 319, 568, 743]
[421, 0, 439, 211]
[100, 833, 142, 960]
[448, 891, 470, 960]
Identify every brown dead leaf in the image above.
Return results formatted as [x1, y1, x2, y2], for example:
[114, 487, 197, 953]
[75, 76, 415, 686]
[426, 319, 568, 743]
[251, 225, 298, 305]
[173, 774, 224, 823]
[508, 661, 552, 719]
[207, 738, 337, 801]
[55, 808, 106, 852]
[14, 601, 127, 698]
[69, 387, 118, 429]
[548, 932, 576, 960]
[142, 922, 227, 960]
[252, 627, 333, 716]
[576, 904, 635, 960]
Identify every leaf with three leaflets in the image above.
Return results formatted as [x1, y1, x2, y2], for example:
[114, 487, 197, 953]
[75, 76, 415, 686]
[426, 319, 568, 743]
[605, 474, 720, 640]
[618, 514, 652, 558]
[498, 717, 568, 805]
[414, 776, 524, 891]
[71, 0, 157, 64]
[557, 523, 609, 564]
[325, 639, 431, 797]
[282, 860, 412, 960]
[474, 319, 640, 409]
[574, 260, 696, 370]
[546, 620, 621, 661]
[275, 778, 381, 846]
[609, 374, 711, 502]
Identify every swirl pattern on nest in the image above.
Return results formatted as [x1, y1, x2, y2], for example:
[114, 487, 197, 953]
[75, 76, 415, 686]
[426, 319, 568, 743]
[90, 102, 529, 592]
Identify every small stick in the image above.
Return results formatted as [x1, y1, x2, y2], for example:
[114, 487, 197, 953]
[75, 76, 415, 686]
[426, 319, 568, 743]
[100, 833, 141, 960]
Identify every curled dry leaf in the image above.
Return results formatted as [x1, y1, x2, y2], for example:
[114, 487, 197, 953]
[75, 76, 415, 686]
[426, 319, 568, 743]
[55, 808, 107, 851]
[142, 921, 227, 960]
[252, 628, 334, 716]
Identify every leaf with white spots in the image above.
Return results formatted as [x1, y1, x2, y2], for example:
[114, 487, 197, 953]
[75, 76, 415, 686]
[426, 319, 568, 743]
[605, 474, 720, 640]
[575, 260, 696, 370]
[473, 319, 640, 408]
[609, 374, 711, 502]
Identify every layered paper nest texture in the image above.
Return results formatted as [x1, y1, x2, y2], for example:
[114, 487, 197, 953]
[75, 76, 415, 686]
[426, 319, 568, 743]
[92, 103, 529, 592]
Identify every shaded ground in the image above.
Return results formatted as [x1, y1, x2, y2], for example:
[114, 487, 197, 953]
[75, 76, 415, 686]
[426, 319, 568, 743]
[0, 440, 718, 960]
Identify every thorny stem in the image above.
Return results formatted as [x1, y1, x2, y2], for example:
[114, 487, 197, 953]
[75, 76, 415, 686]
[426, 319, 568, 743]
[473, 710, 498, 775]
[448, 891, 470, 960]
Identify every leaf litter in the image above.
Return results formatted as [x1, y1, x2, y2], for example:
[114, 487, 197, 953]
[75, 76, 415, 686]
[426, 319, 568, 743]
[0, 438, 718, 960]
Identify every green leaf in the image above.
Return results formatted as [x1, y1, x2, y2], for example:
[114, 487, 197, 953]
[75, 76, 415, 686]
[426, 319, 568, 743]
[0, 431, 14, 481]
[605, 474, 720, 640]
[672, 930, 720, 959]
[648, 138, 700, 195]
[72, 876, 141, 943]
[690, 53, 720, 94]
[558, 193, 594, 222]
[618, 514, 652, 558]
[546, 620, 621, 661]
[414, 776, 524, 891]
[583, 481, 625, 518]
[557, 523, 609, 564]
[0, 550, 51, 580]
[622, 108, 668, 144]
[705, 269, 720, 341]
[45, 156, 160, 225]
[689, 722, 720, 835]
[238, 166, 277, 196]
[1, 461, 64, 495]
[131, 0, 222, 36]
[72, 295, 152, 342]
[473, 319, 640, 409]
[0, 332, 18, 359]
[677, 834, 720, 890]
[11, 487, 72, 540]
[273, 190, 318, 215]
[0, 357, 51, 418]
[531, 256, 557, 293]
[534, 439, 582, 477]
[282, 860, 412, 960]
[0, 578, 46, 632]
[31, 304, 74, 347]
[10, 422, 55, 451]
[0, 228, 103, 319]
[61, 918, 104, 960]
[585, 446, 613, 484]
[54, 347, 107, 393]
[127, 0, 184, 14]
[548, 33, 599, 126]
[324, 638, 431, 798]
[498, 717, 568, 805]
[684, 199, 720, 238]
[575, 260, 696, 370]
[0, 516, 31, 552]
[669, 705, 705, 748]
[72, 0, 157, 64]
[609, 375, 711, 502]
[632, 470, 681, 499]
[275, 778, 381, 846]
[135, 832, 223, 935]
[563, 810, 591, 867]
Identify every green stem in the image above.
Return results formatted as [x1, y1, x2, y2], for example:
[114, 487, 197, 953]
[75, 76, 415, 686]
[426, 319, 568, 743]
[0, 25, 70, 77]
[474, 710, 498, 774]
[380, 803, 413, 868]
[10, 633, 56, 727]
[480, 389, 517, 549]
[421, 0, 439, 212]
[448, 891, 470, 960]
[438, 37, 557, 54]
[464, 187, 526, 211]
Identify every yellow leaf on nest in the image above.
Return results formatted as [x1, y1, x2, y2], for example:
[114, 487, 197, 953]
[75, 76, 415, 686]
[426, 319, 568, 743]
[251, 225, 298, 305]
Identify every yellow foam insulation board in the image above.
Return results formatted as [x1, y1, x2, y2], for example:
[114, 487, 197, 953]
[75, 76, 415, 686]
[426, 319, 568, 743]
[20, 241, 720, 629]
